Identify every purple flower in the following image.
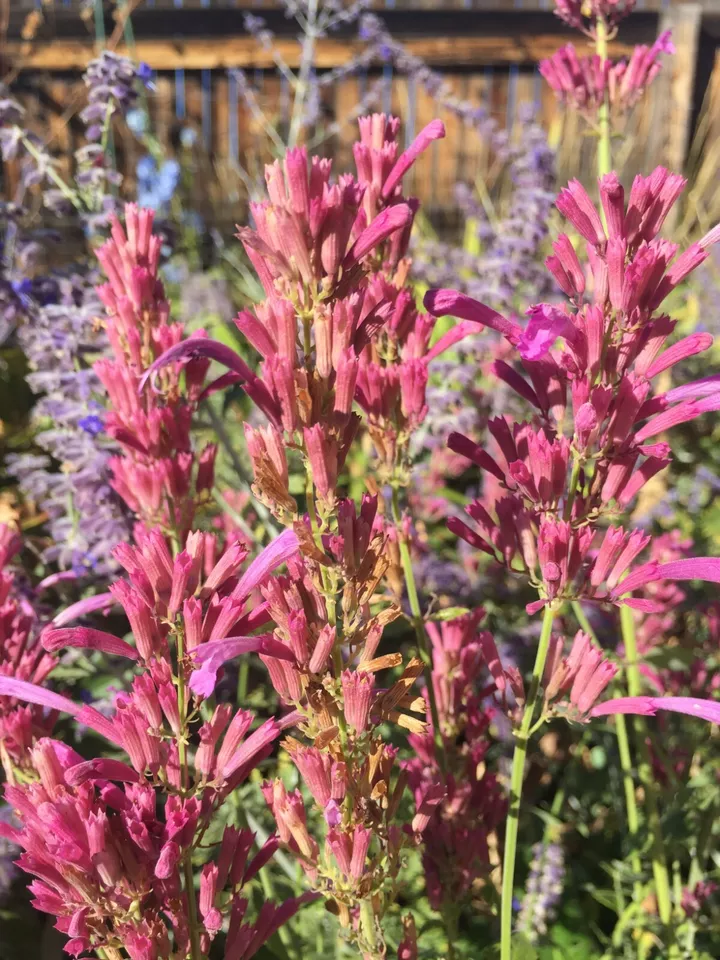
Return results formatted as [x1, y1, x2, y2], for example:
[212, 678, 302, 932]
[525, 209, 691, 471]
[517, 840, 565, 943]
[78, 414, 105, 436]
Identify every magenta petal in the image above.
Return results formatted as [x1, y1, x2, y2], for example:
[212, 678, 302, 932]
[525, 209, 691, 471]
[664, 374, 720, 404]
[518, 304, 574, 360]
[0, 677, 82, 716]
[197, 372, 243, 404]
[138, 337, 253, 389]
[343, 204, 413, 270]
[654, 557, 720, 584]
[231, 603, 272, 636]
[381, 119, 446, 200]
[423, 289, 522, 343]
[621, 598, 669, 613]
[189, 634, 275, 698]
[221, 717, 280, 779]
[65, 758, 140, 786]
[76, 706, 126, 747]
[649, 696, 720, 724]
[591, 695, 720, 725]
[424, 320, 478, 364]
[36, 571, 77, 592]
[52, 592, 115, 627]
[138, 337, 281, 424]
[590, 696, 658, 718]
[42, 627, 138, 660]
[231, 529, 299, 601]
[278, 708, 303, 730]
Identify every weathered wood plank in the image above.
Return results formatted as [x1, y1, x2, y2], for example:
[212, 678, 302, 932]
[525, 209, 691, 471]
[6, 33, 635, 72]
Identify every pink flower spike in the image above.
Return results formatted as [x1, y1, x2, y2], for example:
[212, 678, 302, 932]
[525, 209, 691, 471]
[381, 119, 446, 199]
[423, 289, 522, 343]
[230, 529, 299, 602]
[518, 304, 575, 360]
[41, 626, 138, 660]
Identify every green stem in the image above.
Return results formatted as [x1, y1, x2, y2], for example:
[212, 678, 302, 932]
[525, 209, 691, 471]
[304, 469, 348, 745]
[571, 602, 643, 901]
[620, 605, 674, 934]
[614, 711, 644, 902]
[500, 603, 556, 960]
[595, 18, 612, 179]
[359, 900, 381, 959]
[93, 0, 106, 45]
[20, 134, 82, 210]
[563, 458, 583, 522]
[237, 658, 249, 705]
[390, 486, 445, 771]
[443, 900, 459, 960]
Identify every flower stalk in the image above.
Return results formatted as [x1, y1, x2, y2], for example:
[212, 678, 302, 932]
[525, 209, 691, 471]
[595, 17, 612, 179]
[620, 604, 674, 931]
[500, 602, 557, 960]
[390, 485, 446, 769]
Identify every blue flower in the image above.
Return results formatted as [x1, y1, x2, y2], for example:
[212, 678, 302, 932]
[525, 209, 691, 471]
[126, 108, 148, 135]
[137, 62, 154, 89]
[78, 414, 105, 436]
[136, 155, 180, 211]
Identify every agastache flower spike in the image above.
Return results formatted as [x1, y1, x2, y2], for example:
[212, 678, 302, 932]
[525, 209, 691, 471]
[94, 204, 217, 538]
[1, 515, 312, 956]
[203, 118, 438, 955]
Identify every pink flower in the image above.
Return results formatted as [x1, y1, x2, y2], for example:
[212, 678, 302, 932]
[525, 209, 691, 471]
[518, 304, 576, 360]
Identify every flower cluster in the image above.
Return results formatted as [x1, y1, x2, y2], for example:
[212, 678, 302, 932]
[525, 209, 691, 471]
[540, 33, 675, 117]
[144, 115, 445, 955]
[1, 737, 313, 959]
[428, 170, 720, 614]
[404, 611, 506, 910]
[542, 630, 618, 719]
[553, 0, 635, 37]
[0, 518, 308, 957]
[0, 525, 57, 779]
[351, 117, 478, 479]
[94, 204, 217, 538]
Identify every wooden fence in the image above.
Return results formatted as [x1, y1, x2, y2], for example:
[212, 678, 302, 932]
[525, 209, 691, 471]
[2, 0, 719, 225]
